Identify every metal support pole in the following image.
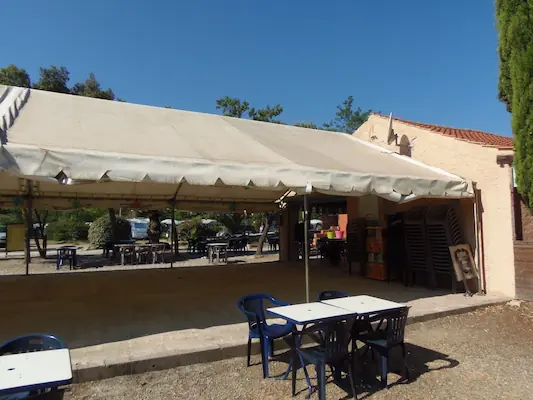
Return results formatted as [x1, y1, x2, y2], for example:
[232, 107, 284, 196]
[25, 181, 33, 276]
[170, 201, 176, 268]
[303, 194, 310, 303]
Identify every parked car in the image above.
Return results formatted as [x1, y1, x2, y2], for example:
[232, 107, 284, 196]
[0, 226, 6, 248]
[128, 218, 149, 240]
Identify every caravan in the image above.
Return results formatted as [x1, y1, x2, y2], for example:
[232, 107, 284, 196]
[128, 218, 149, 240]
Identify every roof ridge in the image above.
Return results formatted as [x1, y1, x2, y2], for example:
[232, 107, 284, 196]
[372, 113, 513, 148]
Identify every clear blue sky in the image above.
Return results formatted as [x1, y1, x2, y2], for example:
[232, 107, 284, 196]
[1, 0, 511, 136]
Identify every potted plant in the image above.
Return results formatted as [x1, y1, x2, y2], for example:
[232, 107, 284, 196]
[326, 227, 335, 239]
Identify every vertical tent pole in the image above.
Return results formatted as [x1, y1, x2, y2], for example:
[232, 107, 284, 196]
[170, 200, 176, 268]
[25, 180, 33, 276]
[303, 194, 310, 303]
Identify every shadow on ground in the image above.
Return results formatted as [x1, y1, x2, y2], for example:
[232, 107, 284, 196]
[264, 342, 459, 399]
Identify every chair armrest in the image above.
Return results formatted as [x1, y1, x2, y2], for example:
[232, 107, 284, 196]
[271, 298, 291, 307]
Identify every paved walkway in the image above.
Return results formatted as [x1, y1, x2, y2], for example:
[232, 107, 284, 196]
[0, 257, 509, 382]
[44, 262, 506, 382]
[71, 291, 508, 382]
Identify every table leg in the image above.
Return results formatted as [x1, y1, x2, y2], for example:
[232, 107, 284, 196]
[72, 250, 77, 270]
[121, 250, 125, 266]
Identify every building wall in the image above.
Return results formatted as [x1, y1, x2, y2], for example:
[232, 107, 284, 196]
[353, 115, 515, 297]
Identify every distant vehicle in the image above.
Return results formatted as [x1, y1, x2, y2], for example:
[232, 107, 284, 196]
[0, 226, 6, 248]
[128, 218, 149, 240]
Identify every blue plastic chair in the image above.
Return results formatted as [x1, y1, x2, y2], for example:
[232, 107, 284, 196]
[237, 294, 294, 378]
[356, 307, 410, 387]
[292, 319, 357, 400]
[0, 334, 67, 399]
[317, 290, 350, 301]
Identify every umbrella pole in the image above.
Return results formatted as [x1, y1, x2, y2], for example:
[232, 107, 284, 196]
[303, 194, 310, 303]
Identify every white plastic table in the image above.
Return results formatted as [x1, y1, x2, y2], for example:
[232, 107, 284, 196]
[321, 295, 405, 316]
[0, 349, 72, 395]
[206, 243, 229, 264]
[267, 301, 355, 325]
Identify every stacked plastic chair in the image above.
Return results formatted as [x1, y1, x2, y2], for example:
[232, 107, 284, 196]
[403, 207, 432, 287]
[425, 205, 463, 292]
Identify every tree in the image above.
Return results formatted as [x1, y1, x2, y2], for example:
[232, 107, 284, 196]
[323, 96, 371, 133]
[496, 0, 531, 206]
[293, 122, 318, 129]
[0, 65, 31, 87]
[33, 210, 48, 258]
[218, 213, 245, 234]
[148, 211, 161, 243]
[71, 73, 115, 100]
[216, 96, 250, 118]
[249, 104, 283, 123]
[33, 66, 70, 93]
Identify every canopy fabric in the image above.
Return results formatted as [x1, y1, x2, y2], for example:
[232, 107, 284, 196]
[0, 85, 473, 210]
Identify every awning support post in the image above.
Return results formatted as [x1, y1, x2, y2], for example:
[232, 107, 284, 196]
[169, 184, 182, 269]
[170, 200, 176, 268]
[25, 180, 33, 276]
[303, 194, 310, 303]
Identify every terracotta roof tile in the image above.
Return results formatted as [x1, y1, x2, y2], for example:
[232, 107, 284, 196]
[374, 114, 513, 148]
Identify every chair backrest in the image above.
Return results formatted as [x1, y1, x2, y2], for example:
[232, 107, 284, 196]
[237, 294, 280, 333]
[383, 307, 410, 346]
[306, 320, 352, 364]
[317, 290, 349, 301]
[0, 334, 65, 355]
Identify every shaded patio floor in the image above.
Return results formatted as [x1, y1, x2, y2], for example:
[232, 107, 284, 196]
[0, 259, 509, 381]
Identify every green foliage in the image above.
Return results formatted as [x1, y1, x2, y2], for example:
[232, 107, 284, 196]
[0, 209, 23, 225]
[293, 122, 318, 129]
[496, 0, 520, 112]
[176, 219, 197, 239]
[0, 65, 31, 87]
[218, 213, 245, 234]
[88, 215, 131, 248]
[216, 97, 283, 123]
[249, 104, 283, 122]
[47, 219, 89, 242]
[323, 96, 372, 133]
[71, 73, 115, 100]
[496, 0, 532, 207]
[33, 66, 70, 93]
[1, 64, 122, 102]
[216, 97, 250, 117]
[215, 95, 369, 132]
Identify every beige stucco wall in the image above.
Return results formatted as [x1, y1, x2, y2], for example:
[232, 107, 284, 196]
[353, 115, 515, 297]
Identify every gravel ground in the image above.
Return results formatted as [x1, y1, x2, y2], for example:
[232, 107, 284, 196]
[63, 302, 533, 400]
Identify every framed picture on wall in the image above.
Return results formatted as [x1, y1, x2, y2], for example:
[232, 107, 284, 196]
[449, 244, 478, 282]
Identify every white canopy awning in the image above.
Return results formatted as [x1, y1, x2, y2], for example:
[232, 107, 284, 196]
[0, 85, 473, 210]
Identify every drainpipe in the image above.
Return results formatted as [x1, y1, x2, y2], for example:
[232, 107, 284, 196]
[473, 182, 487, 294]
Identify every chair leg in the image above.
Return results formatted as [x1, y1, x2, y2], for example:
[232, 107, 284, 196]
[247, 338, 252, 367]
[348, 360, 358, 400]
[291, 348, 297, 396]
[259, 337, 269, 378]
[270, 338, 275, 357]
[317, 362, 327, 400]
[379, 353, 388, 388]
[401, 342, 410, 381]
[301, 355, 313, 398]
